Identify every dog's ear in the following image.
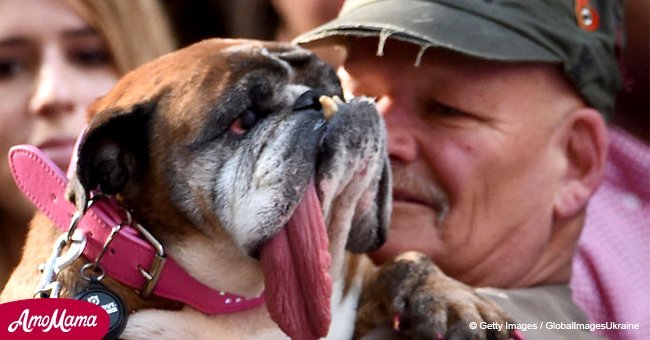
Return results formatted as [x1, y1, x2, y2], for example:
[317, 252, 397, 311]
[67, 101, 155, 207]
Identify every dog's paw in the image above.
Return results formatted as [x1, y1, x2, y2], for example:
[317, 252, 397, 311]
[356, 251, 516, 340]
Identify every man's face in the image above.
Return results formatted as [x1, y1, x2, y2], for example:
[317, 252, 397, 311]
[340, 38, 582, 287]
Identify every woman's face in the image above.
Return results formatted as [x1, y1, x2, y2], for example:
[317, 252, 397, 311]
[0, 0, 119, 217]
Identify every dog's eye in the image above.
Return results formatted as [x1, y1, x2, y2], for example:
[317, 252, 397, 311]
[230, 109, 263, 134]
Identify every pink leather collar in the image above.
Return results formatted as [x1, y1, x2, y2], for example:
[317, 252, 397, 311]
[9, 144, 264, 314]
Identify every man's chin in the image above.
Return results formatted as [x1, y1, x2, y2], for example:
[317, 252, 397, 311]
[392, 199, 437, 213]
[368, 244, 399, 265]
[392, 200, 443, 229]
[368, 203, 442, 265]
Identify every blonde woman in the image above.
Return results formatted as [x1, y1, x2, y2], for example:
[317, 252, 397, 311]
[0, 0, 176, 289]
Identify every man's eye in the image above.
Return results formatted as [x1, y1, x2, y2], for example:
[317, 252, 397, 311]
[438, 105, 463, 116]
[426, 100, 464, 117]
[0, 59, 23, 80]
[229, 109, 265, 134]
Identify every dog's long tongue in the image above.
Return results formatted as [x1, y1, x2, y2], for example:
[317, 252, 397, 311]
[259, 181, 332, 339]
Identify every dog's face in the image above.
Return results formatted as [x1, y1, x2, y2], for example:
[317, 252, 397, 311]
[67, 39, 390, 338]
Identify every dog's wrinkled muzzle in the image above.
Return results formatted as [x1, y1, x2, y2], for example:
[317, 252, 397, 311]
[258, 91, 387, 339]
[250, 89, 334, 340]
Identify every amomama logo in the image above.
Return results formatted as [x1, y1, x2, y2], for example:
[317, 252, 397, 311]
[0, 298, 109, 339]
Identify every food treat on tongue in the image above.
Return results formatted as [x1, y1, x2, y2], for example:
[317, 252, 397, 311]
[259, 181, 332, 339]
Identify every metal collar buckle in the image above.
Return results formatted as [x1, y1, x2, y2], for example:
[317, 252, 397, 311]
[80, 210, 133, 282]
[133, 222, 166, 298]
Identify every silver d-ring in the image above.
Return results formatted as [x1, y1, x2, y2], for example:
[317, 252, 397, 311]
[80, 262, 105, 282]
[66, 210, 85, 242]
[65, 194, 104, 242]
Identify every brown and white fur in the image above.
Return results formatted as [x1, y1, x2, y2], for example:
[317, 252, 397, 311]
[1, 38, 512, 340]
[2, 38, 390, 339]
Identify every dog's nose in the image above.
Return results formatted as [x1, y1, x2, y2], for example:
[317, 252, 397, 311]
[293, 90, 342, 121]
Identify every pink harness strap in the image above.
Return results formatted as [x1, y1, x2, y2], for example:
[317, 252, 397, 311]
[9, 145, 264, 314]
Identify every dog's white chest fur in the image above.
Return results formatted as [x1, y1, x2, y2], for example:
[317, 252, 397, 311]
[122, 277, 362, 340]
[122, 306, 285, 339]
[327, 277, 364, 339]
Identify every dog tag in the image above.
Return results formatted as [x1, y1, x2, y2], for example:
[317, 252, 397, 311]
[75, 282, 128, 339]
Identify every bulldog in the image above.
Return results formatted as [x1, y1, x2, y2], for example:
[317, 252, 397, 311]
[1, 38, 511, 339]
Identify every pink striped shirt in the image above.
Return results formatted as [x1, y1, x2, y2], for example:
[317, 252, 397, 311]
[571, 126, 650, 339]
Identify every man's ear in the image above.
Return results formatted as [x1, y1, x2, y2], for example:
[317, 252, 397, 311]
[553, 108, 608, 219]
[67, 101, 155, 206]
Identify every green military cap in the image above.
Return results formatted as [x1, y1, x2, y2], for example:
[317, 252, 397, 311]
[295, 0, 624, 117]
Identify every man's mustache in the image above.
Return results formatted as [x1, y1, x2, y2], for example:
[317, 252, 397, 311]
[391, 165, 449, 224]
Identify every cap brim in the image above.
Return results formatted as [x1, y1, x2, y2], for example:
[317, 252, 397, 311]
[295, 0, 561, 63]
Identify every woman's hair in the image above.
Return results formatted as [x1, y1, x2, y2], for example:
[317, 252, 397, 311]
[64, 0, 177, 74]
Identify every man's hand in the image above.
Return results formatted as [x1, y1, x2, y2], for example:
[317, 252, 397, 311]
[356, 251, 515, 340]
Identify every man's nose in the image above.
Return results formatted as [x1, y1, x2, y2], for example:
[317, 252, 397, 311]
[377, 96, 419, 163]
[29, 46, 74, 117]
